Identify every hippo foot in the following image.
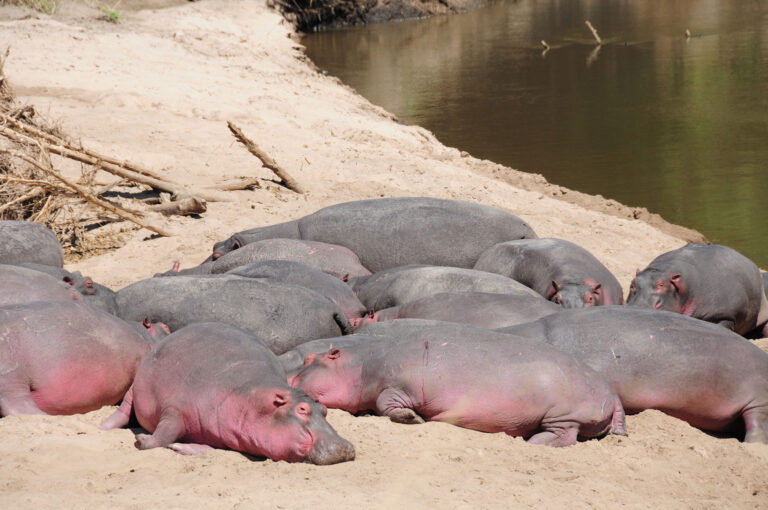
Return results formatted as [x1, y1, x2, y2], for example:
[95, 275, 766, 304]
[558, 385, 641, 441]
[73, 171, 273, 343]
[387, 408, 425, 425]
[526, 427, 579, 447]
[168, 443, 215, 455]
[135, 433, 161, 450]
[0, 395, 46, 417]
[99, 409, 130, 430]
[743, 407, 768, 444]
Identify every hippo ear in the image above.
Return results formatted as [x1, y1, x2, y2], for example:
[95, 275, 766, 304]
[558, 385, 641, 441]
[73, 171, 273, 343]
[172, 261, 180, 273]
[635, 268, 640, 276]
[327, 349, 342, 360]
[63, 276, 75, 286]
[273, 392, 288, 408]
[669, 274, 685, 295]
[589, 281, 602, 294]
[142, 317, 151, 329]
[546, 280, 561, 299]
[341, 273, 349, 282]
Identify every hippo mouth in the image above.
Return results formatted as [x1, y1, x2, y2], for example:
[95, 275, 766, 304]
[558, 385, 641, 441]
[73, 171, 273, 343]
[305, 432, 355, 465]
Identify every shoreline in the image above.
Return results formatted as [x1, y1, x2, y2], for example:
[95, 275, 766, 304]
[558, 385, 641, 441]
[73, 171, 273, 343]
[1, 1, 766, 508]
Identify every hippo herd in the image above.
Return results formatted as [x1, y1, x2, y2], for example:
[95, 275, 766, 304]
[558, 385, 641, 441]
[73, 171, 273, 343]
[1, 197, 768, 465]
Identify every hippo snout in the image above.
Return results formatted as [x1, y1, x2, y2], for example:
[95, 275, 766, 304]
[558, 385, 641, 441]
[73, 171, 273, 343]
[306, 433, 355, 465]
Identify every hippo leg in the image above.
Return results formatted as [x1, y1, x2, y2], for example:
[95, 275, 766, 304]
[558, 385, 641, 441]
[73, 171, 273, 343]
[99, 386, 134, 430]
[376, 388, 425, 424]
[168, 443, 215, 455]
[0, 382, 46, 416]
[526, 426, 579, 447]
[611, 398, 628, 436]
[743, 407, 768, 444]
[135, 407, 185, 450]
[715, 319, 736, 331]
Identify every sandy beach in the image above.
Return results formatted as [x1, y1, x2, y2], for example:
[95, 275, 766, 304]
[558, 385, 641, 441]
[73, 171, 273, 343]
[1, 0, 767, 507]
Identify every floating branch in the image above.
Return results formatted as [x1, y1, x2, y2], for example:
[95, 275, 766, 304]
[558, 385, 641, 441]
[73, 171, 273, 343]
[585, 20, 602, 45]
[227, 121, 305, 194]
[541, 40, 550, 50]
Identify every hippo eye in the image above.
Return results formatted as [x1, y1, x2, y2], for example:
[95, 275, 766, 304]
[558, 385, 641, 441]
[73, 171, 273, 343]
[296, 403, 311, 416]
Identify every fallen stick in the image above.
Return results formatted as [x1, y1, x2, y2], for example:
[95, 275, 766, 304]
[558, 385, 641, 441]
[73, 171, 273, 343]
[0, 124, 229, 202]
[585, 20, 602, 45]
[227, 121, 305, 194]
[147, 197, 207, 216]
[1, 148, 175, 237]
[213, 176, 263, 191]
[0, 187, 45, 214]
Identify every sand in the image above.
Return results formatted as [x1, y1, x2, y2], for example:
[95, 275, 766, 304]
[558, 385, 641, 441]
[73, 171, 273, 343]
[1, 0, 767, 508]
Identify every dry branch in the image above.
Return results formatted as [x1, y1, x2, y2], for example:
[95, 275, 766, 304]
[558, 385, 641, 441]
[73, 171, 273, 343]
[2, 148, 175, 237]
[585, 20, 602, 45]
[0, 187, 45, 214]
[147, 197, 207, 216]
[214, 176, 263, 191]
[227, 121, 305, 194]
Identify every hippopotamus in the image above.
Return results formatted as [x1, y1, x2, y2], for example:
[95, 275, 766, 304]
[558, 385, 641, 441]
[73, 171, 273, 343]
[626, 243, 768, 335]
[0, 220, 63, 268]
[278, 335, 388, 378]
[473, 238, 623, 308]
[0, 300, 152, 416]
[351, 291, 561, 330]
[499, 307, 768, 443]
[0, 264, 83, 306]
[116, 275, 352, 354]
[354, 318, 458, 337]
[290, 324, 626, 447]
[348, 264, 540, 311]
[209, 198, 537, 272]
[10, 263, 119, 315]
[100, 323, 355, 464]
[227, 260, 366, 321]
[161, 239, 371, 280]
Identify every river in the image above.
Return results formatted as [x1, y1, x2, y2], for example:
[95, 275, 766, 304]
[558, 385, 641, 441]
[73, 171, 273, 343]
[304, 0, 768, 267]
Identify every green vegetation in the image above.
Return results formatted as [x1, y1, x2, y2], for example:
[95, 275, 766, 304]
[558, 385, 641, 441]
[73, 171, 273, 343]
[0, 0, 56, 14]
[100, 6, 120, 22]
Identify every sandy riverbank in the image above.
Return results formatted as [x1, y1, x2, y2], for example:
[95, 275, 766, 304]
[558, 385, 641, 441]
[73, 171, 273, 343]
[1, 0, 766, 507]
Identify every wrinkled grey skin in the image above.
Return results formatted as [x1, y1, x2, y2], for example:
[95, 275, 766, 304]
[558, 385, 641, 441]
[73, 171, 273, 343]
[278, 335, 388, 378]
[348, 264, 540, 311]
[473, 238, 623, 308]
[162, 239, 371, 280]
[352, 291, 561, 330]
[0, 300, 151, 417]
[290, 325, 626, 447]
[11, 263, 119, 315]
[0, 264, 83, 306]
[626, 243, 768, 335]
[100, 323, 355, 464]
[0, 220, 63, 268]
[354, 318, 459, 338]
[227, 260, 366, 320]
[209, 198, 537, 272]
[499, 307, 768, 443]
[116, 275, 352, 354]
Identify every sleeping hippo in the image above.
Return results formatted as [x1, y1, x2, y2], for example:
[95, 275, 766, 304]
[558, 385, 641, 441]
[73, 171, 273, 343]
[500, 307, 768, 443]
[278, 335, 388, 378]
[626, 243, 768, 335]
[0, 264, 83, 306]
[290, 324, 626, 447]
[0, 300, 151, 416]
[473, 238, 623, 307]
[209, 197, 537, 272]
[0, 220, 63, 267]
[100, 322, 355, 464]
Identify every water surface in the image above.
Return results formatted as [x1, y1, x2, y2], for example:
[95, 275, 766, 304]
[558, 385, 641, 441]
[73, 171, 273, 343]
[304, 0, 768, 267]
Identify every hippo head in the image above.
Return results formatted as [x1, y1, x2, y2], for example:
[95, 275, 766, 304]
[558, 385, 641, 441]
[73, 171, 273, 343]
[211, 236, 243, 261]
[136, 318, 172, 343]
[626, 269, 687, 312]
[289, 349, 362, 415]
[547, 280, 602, 308]
[255, 387, 355, 465]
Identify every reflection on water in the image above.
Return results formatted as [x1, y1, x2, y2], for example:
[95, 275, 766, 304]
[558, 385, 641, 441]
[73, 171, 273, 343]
[304, 0, 768, 267]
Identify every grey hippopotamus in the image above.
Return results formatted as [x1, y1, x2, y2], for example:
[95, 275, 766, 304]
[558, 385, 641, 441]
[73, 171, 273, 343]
[0, 264, 83, 306]
[626, 243, 768, 335]
[0, 300, 151, 416]
[210, 197, 537, 272]
[499, 307, 768, 443]
[163, 238, 372, 280]
[290, 325, 626, 447]
[353, 318, 458, 337]
[100, 323, 355, 464]
[10, 263, 119, 315]
[0, 220, 63, 268]
[473, 238, 623, 307]
[351, 291, 561, 330]
[116, 275, 352, 354]
[348, 264, 540, 311]
[278, 335, 388, 378]
[227, 260, 366, 321]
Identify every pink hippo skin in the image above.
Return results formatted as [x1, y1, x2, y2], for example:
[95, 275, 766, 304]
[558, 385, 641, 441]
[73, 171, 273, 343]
[0, 300, 151, 416]
[0, 264, 83, 306]
[100, 323, 355, 464]
[291, 324, 626, 447]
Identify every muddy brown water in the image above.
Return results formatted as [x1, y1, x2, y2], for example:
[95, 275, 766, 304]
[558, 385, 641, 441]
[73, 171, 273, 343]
[304, 0, 768, 268]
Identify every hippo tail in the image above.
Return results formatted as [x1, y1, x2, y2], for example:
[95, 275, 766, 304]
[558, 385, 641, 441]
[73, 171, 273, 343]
[610, 397, 627, 436]
[334, 312, 354, 335]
